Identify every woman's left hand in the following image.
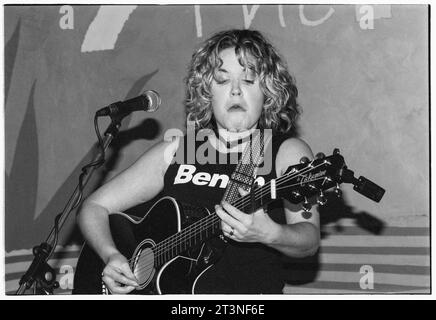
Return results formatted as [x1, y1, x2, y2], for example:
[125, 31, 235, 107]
[215, 200, 280, 244]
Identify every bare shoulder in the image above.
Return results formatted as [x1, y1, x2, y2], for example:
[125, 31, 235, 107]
[275, 137, 314, 176]
[134, 135, 181, 170]
[116, 134, 179, 184]
[85, 136, 181, 211]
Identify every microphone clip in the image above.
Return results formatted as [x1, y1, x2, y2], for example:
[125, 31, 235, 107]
[96, 102, 125, 118]
[340, 167, 386, 203]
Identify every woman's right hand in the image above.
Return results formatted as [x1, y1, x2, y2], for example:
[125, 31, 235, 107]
[101, 252, 139, 294]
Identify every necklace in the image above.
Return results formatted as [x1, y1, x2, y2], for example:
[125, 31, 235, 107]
[215, 127, 256, 150]
[217, 133, 253, 149]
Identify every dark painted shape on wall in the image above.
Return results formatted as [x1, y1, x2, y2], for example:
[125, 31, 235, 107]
[4, 18, 21, 105]
[5, 81, 39, 251]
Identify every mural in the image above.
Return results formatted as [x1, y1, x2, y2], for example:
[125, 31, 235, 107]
[4, 5, 429, 294]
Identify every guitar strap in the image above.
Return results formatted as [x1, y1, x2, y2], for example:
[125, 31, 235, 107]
[221, 129, 272, 207]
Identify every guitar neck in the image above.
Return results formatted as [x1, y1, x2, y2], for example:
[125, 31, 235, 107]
[153, 183, 275, 267]
[153, 152, 344, 266]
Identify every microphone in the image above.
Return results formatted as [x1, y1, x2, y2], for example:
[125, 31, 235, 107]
[96, 90, 161, 117]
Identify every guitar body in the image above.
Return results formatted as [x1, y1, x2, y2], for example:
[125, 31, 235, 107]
[73, 196, 224, 294]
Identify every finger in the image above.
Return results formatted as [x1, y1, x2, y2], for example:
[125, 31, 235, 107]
[221, 221, 234, 235]
[115, 285, 136, 294]
[102, 276, 135, 294]
[238, 187, 249, 197]
[221, 201, 249, 223]
[221, 222, 239, 240]
[215, 204, 242, 228]
[224, 224, 242, 242]
[109, 260, 139, 285]
[119, 262, 139, 284]
[105, 267, 138, 287]
[253, 206, 267, 216]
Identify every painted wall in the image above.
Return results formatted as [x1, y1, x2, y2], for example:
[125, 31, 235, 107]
[4, 5, 429, 294]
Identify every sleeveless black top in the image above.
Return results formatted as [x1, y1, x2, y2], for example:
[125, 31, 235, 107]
[163, 132, 288, 294]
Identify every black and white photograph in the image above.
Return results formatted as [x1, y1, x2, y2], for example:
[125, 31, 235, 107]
[2, 3, 430, 299]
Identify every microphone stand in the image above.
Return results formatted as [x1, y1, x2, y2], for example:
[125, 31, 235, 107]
[15, 116, 123, 295]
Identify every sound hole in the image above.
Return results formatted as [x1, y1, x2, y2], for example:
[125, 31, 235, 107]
[132, 247, 155, 287]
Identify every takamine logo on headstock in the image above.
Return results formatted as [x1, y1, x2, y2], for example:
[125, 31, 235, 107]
[299, 171, 327, 185]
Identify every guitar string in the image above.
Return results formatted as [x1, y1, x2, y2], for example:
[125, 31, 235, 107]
[128, 160, 319, 265]
[148, 172, 325, 263]
[129, 162, 332, 277]
[154, 161, 328, 255]
[130, 175, 330, 279]
[129, 161, 328, 271]
[128, 161, 329, 271]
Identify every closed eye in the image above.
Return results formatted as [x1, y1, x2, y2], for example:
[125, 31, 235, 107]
[215, 79, 229, 85]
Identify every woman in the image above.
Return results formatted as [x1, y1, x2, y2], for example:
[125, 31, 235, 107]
[77, 29, 320, 294]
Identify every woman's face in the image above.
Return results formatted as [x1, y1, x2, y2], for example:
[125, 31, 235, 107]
[210, 47, 264, 133]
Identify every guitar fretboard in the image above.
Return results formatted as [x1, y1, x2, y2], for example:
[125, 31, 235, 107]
[152, 178, 275, 267]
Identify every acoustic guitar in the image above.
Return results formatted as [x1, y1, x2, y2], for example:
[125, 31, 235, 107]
[73, 150, 346, 294]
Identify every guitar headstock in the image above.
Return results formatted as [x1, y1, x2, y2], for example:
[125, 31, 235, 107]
[277, 149, 346, 207]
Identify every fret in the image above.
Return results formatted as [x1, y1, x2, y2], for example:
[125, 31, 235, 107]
[179, 241, 183, 254]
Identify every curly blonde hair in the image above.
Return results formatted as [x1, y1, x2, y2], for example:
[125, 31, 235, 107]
[185, 29, 300, 134]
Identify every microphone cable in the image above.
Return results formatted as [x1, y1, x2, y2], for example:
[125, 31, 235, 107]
[47, 113, 106, 259]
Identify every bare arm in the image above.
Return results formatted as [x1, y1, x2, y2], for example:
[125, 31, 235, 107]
[265, 200, 320, 257]
[216, 138, 320, 258]
[77, 137, 179, 292]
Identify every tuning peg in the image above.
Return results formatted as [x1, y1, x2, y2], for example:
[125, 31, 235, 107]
[289, 168, 297, 174]
[334, 184, 342, 198]
[301, 197, 312, 212]
[317, 191, 327, 205]
[315, 152, 325, 160]
[324, 176, 333, 184]
[300, 156, 310, 164]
